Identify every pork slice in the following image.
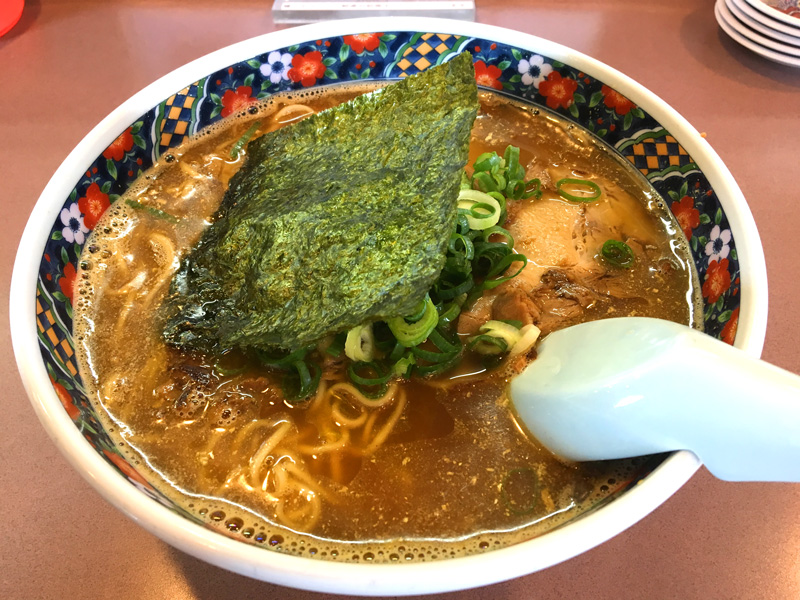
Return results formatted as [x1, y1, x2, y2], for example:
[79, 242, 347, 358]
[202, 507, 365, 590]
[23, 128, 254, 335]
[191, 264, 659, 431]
[531, 295, 585, 336]
[456, 294, 495, 336]
[504, 193, 586, 292]
[491, 288, 540, 326]
[539, 269, 598, 308]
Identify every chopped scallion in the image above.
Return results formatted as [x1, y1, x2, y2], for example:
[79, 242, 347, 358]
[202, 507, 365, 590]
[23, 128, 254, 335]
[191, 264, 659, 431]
[386, 296, 438, 347]
[230, 120, 262, 159]
[458, 189, 502, 230]
[601, 239, 635, 268]
[345, 323, 376, 362]
[555, 178, 602, 202]
[125, 199, 178, 223]
[256, 345, 313, 368]
[348, 361, 392, 386]
[282, 360, 321, 403]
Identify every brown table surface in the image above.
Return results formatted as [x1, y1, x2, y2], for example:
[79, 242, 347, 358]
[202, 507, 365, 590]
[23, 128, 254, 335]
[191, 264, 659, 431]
[3, 1, 800, 598]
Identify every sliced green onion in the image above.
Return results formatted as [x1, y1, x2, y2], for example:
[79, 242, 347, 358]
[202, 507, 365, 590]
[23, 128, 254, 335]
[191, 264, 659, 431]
[256, 345, 312, 369]
[230, 120, 262, 159]
[387, 296, 438, 347]
[448, 233, 475, 261]
[348, 361, 392, 387]
[499, 319, 524, 329]
[473, 151, 504, 173]
[125, 199, 178, 223]
[507, 179, 526, 200]
[483, 253, 528, 289]
[346, 361, 390, 399]
[282, 360, 321, 404]
[508, 323, 541, 357]
[392, 352, 416, 378]
[470, 146, 537, 201]
[404, 296, 429, 323]
[472, 171, 498, 193]
[486, 191, 508, 224]
[388, 340, 406, 362]
[504, 145, 524, 181]
[523, 178, 542, 200]
[345, 323, 376, 361]
[414, 351, 462, 377]
[458, 189, 502, 230]
[468, 320, 522, 355]
[325, 332, 346, 357]
[455, 213, 471, 234]
[372, 324, 397, 354]
[437, 297, 465, 326]
[411, 345, 459, 364]
[601, 239, 635, 269]
[428, 327, 461, 354]
[468, 334, 508, 355]
[476, 225, 514, 246]
[556, 178, 602, 202]
[434, 274, 474, 301]
[408, 327, 462, 375]
[472, 242, 510, 278]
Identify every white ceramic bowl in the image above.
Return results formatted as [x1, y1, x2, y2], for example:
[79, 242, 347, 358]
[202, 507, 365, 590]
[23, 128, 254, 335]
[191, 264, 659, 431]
[9, 17, 768, 595]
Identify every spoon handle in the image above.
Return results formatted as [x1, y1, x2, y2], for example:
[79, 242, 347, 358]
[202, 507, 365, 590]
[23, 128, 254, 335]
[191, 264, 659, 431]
[511, 318, 800, 482]
[670, 326, 800, 481]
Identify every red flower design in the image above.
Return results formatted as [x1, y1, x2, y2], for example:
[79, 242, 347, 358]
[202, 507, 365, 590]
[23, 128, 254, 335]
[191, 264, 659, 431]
[721, 307, 739, 346]
[538, 72, 578, 110]
[702, 258, 731, 304]
[103, 128, 134, 161]
[59, 263, 77, 303]
[220, 86, 256, 117]
[78, 182, 111, 230]
[288, 51, 326, 88]
[474, 60, 503, 91]
[601, 85, 636, 115]
[671, 195, 700, 239]
[50, 376, 80, 420]
[343, 33, 382, 53]
[103, 449, 151, 487]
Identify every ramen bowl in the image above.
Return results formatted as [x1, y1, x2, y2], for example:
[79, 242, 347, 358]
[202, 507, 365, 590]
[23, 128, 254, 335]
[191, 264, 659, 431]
[9, 17, 767, 595]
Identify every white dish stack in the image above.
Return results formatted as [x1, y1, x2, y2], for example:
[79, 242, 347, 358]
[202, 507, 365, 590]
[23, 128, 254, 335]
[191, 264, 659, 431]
[715, 0, 800, 66]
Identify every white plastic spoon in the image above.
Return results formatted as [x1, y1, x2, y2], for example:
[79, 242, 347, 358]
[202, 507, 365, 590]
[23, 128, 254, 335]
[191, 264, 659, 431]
[509, 317, 800, 482]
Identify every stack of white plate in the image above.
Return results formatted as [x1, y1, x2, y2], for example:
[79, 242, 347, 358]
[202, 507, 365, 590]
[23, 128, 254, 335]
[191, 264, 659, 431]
[715, 0, 800, 66]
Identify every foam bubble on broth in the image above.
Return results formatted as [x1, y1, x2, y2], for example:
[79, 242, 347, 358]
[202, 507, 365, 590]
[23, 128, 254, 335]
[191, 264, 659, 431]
[73, 83, 700, 562]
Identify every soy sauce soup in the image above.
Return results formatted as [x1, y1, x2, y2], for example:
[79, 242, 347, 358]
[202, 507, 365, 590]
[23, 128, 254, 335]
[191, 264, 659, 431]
[74, 83, 700, 561]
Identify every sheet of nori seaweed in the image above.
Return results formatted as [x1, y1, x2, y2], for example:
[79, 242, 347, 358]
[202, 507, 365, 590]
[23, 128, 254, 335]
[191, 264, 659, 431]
[162, 52, 478, 353]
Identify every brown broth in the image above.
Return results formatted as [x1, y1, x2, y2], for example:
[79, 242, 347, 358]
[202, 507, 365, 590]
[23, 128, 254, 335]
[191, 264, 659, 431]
[74, 84, 700, 562]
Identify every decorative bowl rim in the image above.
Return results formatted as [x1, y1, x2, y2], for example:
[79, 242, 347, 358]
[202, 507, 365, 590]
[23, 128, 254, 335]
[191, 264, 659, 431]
[9, 16, 768, 595]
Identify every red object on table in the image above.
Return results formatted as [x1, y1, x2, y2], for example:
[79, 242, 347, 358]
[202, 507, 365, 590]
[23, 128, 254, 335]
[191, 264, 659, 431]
[0, 0, 24, 37]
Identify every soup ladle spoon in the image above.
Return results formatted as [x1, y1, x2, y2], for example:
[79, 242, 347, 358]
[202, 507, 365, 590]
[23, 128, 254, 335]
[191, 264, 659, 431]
[509, 317, 800, 482]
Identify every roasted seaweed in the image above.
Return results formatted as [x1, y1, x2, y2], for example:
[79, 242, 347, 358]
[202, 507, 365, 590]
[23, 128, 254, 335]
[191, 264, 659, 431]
[162, 52, 478, 353]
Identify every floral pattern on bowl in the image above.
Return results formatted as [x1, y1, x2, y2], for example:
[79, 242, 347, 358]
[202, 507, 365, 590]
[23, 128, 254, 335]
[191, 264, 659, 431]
[35, 29, 743, 536]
